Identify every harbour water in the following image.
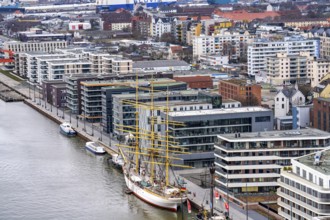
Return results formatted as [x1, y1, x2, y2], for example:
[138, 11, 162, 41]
[0, 101, 192, 220]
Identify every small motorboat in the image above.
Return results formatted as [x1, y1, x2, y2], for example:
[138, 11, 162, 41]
[112, 153, 124, 168]
[60, 122, 76, 136]
[85, 141, 106, 155]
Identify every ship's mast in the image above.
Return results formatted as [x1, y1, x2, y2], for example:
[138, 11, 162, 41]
[165, 88, 169, 186]
[150, 75, 155, 183]
[135, 72, 139, 173]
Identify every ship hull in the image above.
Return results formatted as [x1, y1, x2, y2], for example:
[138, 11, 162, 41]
[124, 174, 185, 211]
[59, 127, 77, 137]
[97, 0, 176, 11]
[85, 145, 106, 155]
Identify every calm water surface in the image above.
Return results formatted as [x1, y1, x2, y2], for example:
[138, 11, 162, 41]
[0, 101, 192, 220]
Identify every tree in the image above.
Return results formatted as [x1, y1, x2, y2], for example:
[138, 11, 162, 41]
[160, 32, 175, 44]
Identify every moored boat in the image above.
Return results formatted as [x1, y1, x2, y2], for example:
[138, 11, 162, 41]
[112, 153, 124, 168]
[85, 141, 106, 154]
[59, 122, 76, 136]
[117, 82, 190, 212]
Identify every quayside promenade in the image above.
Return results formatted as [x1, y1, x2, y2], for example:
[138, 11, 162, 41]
[0, 72, 270, 220]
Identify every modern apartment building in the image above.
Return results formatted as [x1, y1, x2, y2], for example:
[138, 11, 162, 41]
[309, 28, 330, 59]
[4, 40, 67, 53]
[267, 52, 310, 85]
[102, 56, 133, 74]
[83, 51, 110, 74]
[17, 29, 72, 42]
[192, 30, 252, 60]
[64, 73, 173, 115]
[46, 59, 91, 81]
[110, 90, 206, 135]
[278, 149, 330, 220]
[214, 128, 330, 194]
[133, 60, 190, 73]
[248, 36, 319, 76]
[166, 107, 273, 168]
[81, 79, 186, 122]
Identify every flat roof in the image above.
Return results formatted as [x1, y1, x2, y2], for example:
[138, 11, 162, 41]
[51, 83, 66, 88]
[168, 107, 270, 117]
[218, 128, 330, 142]
[113, 90, 198, 99]
[296, 149, 330, 175]
[81, 78, 175, 86]
[48, 59, 90, 64]
[222, 98, 241, 103]
[133, 60, 190, 68]
[143, 100, 210, 107]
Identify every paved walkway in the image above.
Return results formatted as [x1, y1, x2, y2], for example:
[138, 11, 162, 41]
[183, 178, 268, 220]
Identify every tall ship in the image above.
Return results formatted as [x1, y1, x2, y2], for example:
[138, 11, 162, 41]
[117, 79, 190, 211]
[96, 0, 177, 11]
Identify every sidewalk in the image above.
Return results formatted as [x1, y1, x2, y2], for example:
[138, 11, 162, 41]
[183, 178, 268, 220]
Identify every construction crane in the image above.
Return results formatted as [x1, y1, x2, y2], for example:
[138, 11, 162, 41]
[0, 49, 14, 63]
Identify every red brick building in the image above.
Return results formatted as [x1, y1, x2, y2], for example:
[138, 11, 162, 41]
[173, 76, 213, 89]
[312, 97, 330, 132]
[218, 79, 261, 106]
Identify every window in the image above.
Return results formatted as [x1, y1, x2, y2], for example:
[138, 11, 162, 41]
[255, 116, 271, 122]
[320, 178, 324, 187]
[309, 173, 313, 182]
[282, 104, 284, 109]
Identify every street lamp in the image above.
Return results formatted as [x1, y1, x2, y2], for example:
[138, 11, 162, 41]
[33, 84, 36, 102]
[246, 182, 248, 220]
[62, 105, 65, 119]
[210, 164, 215, 217]
[100, 125, 103, 141]
[38, 86, 41, 105]
[28, 82, 31, 99]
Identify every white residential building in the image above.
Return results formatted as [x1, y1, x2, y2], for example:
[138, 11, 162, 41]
[151, 17, 173, 38]
[278, 149, 330, 220]
[45, 59, 91, 81]
[274, 86, 305, 118]
[102, 56, 133, 74]
[133, 60, 190, 72]
[248, 36, 319, 76]
[68, 22, 91, 31]
[309, 28, 330, 59]
[267, 51, 330, 87]
[199, 54, 229, 66]
[83, 51, 110, 74]
[4, 40, 67, 53]
[192, 30, 252, 60]
[214, 128, 330, 194]
[308, 58, 330, 87]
